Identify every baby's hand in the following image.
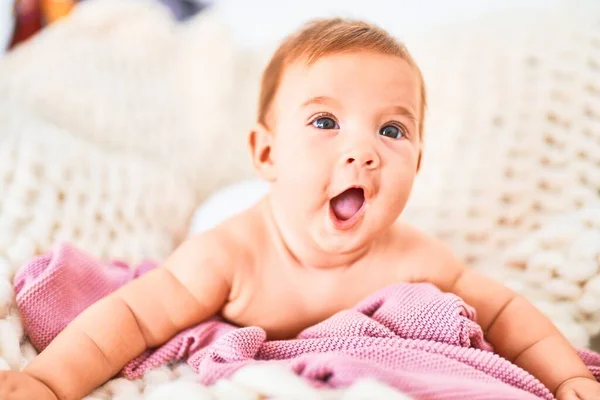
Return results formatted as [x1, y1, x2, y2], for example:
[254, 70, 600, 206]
[556, 376, 600, 400]
[0, 370, 57, 400]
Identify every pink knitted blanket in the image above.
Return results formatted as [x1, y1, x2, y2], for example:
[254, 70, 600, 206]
[13, 244, 600, 399]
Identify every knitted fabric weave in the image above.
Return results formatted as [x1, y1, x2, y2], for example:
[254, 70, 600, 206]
[0, 0, 598, 398]
[0, 114, 196, 268]
[14, 243, 600, 400]
[400, 5, 600, 269]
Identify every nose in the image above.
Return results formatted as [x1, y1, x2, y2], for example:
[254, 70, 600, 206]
[342, 147, 380, 170]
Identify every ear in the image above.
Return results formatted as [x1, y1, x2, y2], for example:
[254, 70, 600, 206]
[416, 117, 425, 173]
[248, 123, 276, 182]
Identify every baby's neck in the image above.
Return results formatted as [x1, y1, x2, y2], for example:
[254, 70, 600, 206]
[262, 197, 376, 270]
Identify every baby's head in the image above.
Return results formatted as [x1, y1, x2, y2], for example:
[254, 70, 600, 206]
[249, 18, 426, 259]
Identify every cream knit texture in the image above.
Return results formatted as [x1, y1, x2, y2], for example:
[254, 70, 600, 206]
[0, 0, 597, 398]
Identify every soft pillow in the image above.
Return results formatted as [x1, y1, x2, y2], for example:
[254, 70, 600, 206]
[188, 179, 268, 235]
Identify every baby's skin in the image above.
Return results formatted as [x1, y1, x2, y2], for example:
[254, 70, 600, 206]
[1, 44, 598, 400]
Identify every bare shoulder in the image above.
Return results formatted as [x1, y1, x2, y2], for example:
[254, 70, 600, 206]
[389, 220, 466, 292]
[212, 199, 270, 255]
[173, 203, 265, 269]
[162, 202, 266, 292]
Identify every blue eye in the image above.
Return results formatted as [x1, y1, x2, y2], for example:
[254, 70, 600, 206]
[379, 124, 405, 139]
[312, 117, 339, 130]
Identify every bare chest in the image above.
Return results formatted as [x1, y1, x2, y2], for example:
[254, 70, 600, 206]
[221, 252, 408, 340]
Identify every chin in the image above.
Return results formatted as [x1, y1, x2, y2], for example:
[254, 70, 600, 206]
[314, 233, 371, 255]
[312, 219, 374, 255]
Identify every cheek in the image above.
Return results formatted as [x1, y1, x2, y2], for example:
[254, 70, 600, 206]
[274, 131, 332, 182]
[272, 134, 331, 214]
[378, 171, 414, 223]
[381, 145, 418, 196]
[387, 140, 419, 168]
[383, 168, 415, 198]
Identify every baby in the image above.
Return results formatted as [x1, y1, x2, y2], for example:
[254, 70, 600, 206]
[1, 18, 599, 400]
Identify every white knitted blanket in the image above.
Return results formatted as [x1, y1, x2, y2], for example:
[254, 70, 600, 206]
[0, 0, 598, 398]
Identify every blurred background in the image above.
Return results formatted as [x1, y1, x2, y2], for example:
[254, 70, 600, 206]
[0, 0, 574, 51]
[0, 0, 599, 372]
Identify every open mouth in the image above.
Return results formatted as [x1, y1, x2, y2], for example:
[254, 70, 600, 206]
[329, 187, 365, 222]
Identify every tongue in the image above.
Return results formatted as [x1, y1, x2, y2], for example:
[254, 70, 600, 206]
[330, 188, 364, 221]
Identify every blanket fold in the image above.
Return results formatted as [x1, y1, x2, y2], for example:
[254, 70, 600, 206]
[13, 243, 600, 399]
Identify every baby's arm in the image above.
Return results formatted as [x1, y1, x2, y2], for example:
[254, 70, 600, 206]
[22, 234, 231, 400]
[450, 268, 593, 392]
[429, 244, 594, 394]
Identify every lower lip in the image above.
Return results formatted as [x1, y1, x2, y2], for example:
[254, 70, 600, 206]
[328, 201, 366, 231]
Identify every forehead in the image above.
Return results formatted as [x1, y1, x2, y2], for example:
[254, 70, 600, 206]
[274, 51, 421, 114]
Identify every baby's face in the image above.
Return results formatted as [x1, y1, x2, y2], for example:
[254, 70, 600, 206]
[267, 51, 421, 255]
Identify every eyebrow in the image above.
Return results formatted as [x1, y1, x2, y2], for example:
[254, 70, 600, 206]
[386, 105, 418, 123]
[300, 96, 341, 109]
[301, 96, 418, 123]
